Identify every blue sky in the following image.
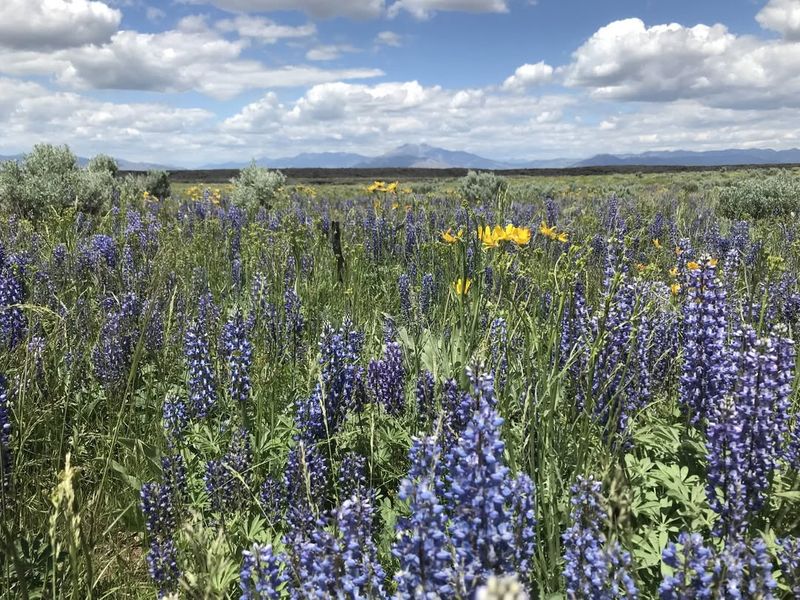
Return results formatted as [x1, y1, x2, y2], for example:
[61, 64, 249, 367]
[0, 0, 798, 166]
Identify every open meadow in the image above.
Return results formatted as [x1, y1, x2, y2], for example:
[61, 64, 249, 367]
[2, 154, 800, 598]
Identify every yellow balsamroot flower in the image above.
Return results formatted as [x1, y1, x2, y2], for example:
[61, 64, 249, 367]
[367, 181, 386, 193]
[504, 224, 532, 245]
[391, 201, 400, 210]
[539, 221, 558, 239]
[385, 181, 399, 193]
[539, 221, 568, 243]
[686, 261, 701, 271]
[669, 267, 679, 278]
[708, 258, 719, 267]
[671, 283, 681, 296]
[653, 238, 662, 249]
[441, 228, 464, 244]
[675, 245, 684, 256]
[478, 225, 502, 248]
[452, 278, 472, 296]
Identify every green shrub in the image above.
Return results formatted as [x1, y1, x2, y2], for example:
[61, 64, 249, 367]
[87, 154, 119, 177]
[142, 169, 171, 200]
[717, 171, 800, 220]
[457, 170, 509, 203]
[0, 145, 122, 220]
[230, 162, 286, 211]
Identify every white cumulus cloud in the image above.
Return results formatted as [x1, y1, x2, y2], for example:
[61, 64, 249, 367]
[180, 0, 386, 19]
[502, 61, 554, 91]
[0, 27, 383, 99]
[216, 15, 316, 43]
[563, 17, 800, 109]
[757, 0, 800, 40]
[0, 0, 121, 50]
[388, 0, 508, 19]
[375, 31, 403, 47]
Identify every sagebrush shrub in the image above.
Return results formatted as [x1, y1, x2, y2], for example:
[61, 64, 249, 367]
[458, 170, 509, 203]
[717, 171, 800, 220]
[0, 144, 122, 219]
[230, 162, 286, 211]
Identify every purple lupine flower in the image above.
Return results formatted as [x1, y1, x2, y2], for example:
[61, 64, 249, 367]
[295, 323, 366, 443]
[185, 317, 217, 419]
[141, 481, 180, 598]
[561, 280, 591, 411]
[90, 234, 118, 268]
[679, 258, 734, 426]
[142, 299, 165, 355]
[92, 293, 139, 388]
[659, 532, 716, 600]
[440, 378, 474, 451]
[368, 341, 406, 416]
[231, 256, 243, 292]
[508, 473, 537, 585]
[205, 427, 252, 514]
[415, 370, 436, 425]
[284, 442, 328, 530]
[335, 494, 387, 597]
[161, 454, 188, 509]
[707, 326, 792, 537]
[777, 537, 800, 597]
[393, 436, 453, 598]
[240, 544, 287, 599]
[405, 209, 418, 260]
[162, 395, 188, 449]
[562, 476, 638, 599]
[221, 311, 253, 405]
[0, 249, 27, 350]
[259, 475, 285, 518]
[420, 272, 435, 318]
[338, 453, 368, 501]
[399, 273, 412, 322]
[443, 387, 533, 594]
[483, 266, 494, 297]
[0, 375, 11, 499]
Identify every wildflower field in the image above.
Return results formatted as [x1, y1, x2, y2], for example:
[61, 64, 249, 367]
[2, 158, 800, 598]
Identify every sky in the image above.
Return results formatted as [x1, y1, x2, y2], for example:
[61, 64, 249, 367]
[1, 0, 800, 166]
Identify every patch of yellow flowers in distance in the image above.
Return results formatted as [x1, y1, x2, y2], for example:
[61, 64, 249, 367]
[367, 180, 399, 194]
[440, 224, 532, 248]
[538, 221, 568, 243]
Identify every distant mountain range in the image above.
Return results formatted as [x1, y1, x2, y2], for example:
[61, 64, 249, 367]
[4, 145, 800, 171]
[201, 144, 576, 170]
[573, 148, 800, 167]
[0, 153, 180, 171]
[203, 144, 800, 170]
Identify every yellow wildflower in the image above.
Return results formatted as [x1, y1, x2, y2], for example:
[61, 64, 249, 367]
[669, 267, 679, 278]
[709, 258, 719, 267]
[556, 231, 568, 244]
[686, 261, 701, 271]
[539, 221, 558, 239]
[441, 228, 464, 244]
[653, 238, 662, 249]
[671, 283, 681, 296]
[452, 278, 472, 296]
